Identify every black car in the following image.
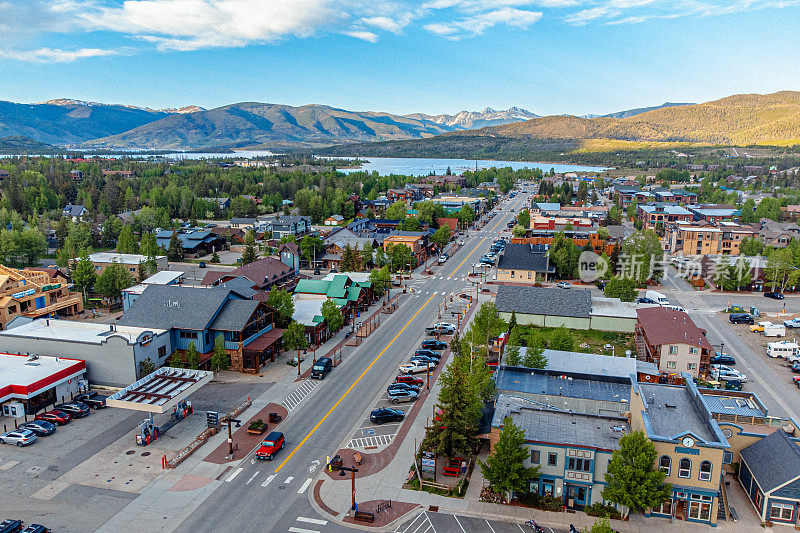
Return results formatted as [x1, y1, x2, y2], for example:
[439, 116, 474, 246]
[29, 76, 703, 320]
[414, 349, 440, 360]
[75, 391, 107, 409]
[21, 525, 49, 533]
[710, 354, 736, 366]
[387, 383, 421, 394]
[420, 340, 448, 351]
[370, 407, 405, 424]
[596, 280, 607, 290]
[729, 313, 755, 325]
[765, 292, 785, 300]
[636, 297, 656, 304]
[19, 420, 56, 436]
[54, 402, 90, 418]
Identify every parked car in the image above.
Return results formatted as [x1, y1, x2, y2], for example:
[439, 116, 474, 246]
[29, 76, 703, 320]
[387, 383, 421, 394]
[636, 297, 657, 304]
[313, 269, 321, 275]
[711, 365, 747, 382]
[54, 402, 90, 418]
[765, 292, 785, 300]
[413, 349, 440, 360]
[35, 410, 71, 426]
[556, 282, 571, 289]
[198, 261, 206, 268]
[396, 375, 424, 386]
[0, 520, 23, 533]
[596, 280, 607, 290]
[387, 388, 419, 404]
[0, 429, 37, 446]
[420, 340, 447, 351]
[479, 256, 494, 266]
[710, 353, 736, 366]
[410, 355, 439, 367]
[310, 357, 332, 379]
[18, 420, 56, 436]
[425, 324, 455, 336]
[729, 313, 755, 325]
[255, 431, 285, 460]
[458, 239, 465, 246]
[792, 362, 800, 374]
[21, 525, 49, 533]
[370, 407, 404, 424]
[74, 391, 107, 409]
[398, 361, 435, 374]
[750, 321, 775, 333]
[785, 318, 800, 329]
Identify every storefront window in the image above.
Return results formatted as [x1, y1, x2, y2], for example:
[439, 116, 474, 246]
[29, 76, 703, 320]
[688, 502, 712, 521]
[658, 500, 672, 515]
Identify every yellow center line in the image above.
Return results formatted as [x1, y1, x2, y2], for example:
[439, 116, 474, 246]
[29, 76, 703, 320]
[274, 292, 438, 473]
[446, 196, 522, 280]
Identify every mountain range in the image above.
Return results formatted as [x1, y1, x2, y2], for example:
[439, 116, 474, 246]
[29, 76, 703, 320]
[404, 107, 539, 129]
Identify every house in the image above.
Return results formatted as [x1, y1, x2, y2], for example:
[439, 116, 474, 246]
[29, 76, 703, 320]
[210, 226, 247, 244]
[89, 252, 168, 277]
[387, 189, 414, 204]
[496, 285, 591, 329]
[102, 170, 134, 178]
[490, 394, 629, 511]
[62, 203, 87, 221]
[155, 229, 226, 257]
[781, 205, 800, 221]
[0, 170, 9, 180]
[118, 284, 282, 373]
[270, 215, 310, 239]
[756, 219, 800, 248]
[230, 217, 258, 230]
[201, 257, 298, 292]
[739, 430, 800, 525]
[25, 267, 70, 285]
[294, 274, 371, 312]
[0, 265, 83, 330]
[203, 197, 231, 211]
[324, 215, 344, 226]
[631, 378, 729, 526]
[495, 243, 554, 284]
[122, 270, 186, 310]
[70, 170, 84, 182]
[635, 307, 713, 379]
[406, 183, 436, 199]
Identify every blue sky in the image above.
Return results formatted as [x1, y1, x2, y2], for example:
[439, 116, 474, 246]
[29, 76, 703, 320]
[0, 0, 798, 116]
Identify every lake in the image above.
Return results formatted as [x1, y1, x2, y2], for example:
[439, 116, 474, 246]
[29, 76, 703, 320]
[334, 157, 608, 176]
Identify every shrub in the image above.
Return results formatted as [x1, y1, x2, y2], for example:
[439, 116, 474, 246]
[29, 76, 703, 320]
[586, 502, 622, 519]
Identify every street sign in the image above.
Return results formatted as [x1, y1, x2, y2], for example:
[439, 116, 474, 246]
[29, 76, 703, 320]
[206, 411, 219, 427]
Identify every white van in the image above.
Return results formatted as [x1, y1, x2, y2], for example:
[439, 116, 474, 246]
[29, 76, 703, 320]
[764, 323, 787, 337]
[645, 290, 670, 306]
[767, 341, 800, 360]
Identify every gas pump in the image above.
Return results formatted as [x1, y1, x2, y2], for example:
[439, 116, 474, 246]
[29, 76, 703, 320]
[173, 399, 193, 420]
[136, 415, 158, 446]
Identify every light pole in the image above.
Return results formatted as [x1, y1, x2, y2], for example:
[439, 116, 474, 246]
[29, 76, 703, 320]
[339, 466, 359, 511]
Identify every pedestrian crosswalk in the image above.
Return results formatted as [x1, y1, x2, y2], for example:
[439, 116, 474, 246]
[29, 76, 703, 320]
[348, 433, 394, 449]
[289, 516, 328, 533]
[283, 378, 320, 411]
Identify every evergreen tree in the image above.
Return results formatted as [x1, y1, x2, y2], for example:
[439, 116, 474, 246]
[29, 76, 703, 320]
[361, 242, 373, 270]
[116, 225, 138, 254]
[210, 251, 220, 263]
[479, 416, 539, 497]
[522, 345, 548, 369]
[241, 229, 258, 264]
[432, 355, 483, 458]
[602, 431, 671, 518]
[341, 244, 356, 272]
[167, 230, 184, 262]
[508, 310, 517, 332]
[171, 350, 186, 368]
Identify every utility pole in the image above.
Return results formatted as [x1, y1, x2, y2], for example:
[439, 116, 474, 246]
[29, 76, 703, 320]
[426, 363, 430, 391]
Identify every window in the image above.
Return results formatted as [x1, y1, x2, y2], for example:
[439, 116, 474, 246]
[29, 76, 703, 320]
[528, 271, 532, 280]
[658, 500, 673, 515]
[530, 450, 540, 464]
[698, 461, 713, 482]
[659, 455, 671, 476]
[689, 501, 712, 521]
[669, 345, 678, 355]
[158, 346, 166, 359]
[548, 453, 557, 466]
[689, 347, 698, 354]
[687, 363, 697, 370]
[678, 458, 692, 478]
[667, 361, 677, 369]
[7, 305, 15, 314]
[771, 503, 794, 521]
[511, 271, 515, 278]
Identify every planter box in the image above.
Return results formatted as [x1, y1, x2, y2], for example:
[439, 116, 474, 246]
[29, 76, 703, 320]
[247, 423, 267, 435]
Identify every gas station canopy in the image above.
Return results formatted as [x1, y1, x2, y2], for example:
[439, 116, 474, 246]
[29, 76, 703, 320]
[106, 367, 213, 414]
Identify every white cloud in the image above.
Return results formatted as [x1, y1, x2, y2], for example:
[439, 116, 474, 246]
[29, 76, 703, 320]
[360, 14, 413, 33]
[343, 30, 380, 42]
[0, 47, 121, 62]
[424, 7, 542, 37]
[565, 6, 619, 24]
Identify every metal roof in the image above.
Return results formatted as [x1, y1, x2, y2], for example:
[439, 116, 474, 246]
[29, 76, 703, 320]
[495, 285, 591, 319]
[495, 365, 631, 404]
[106, 367, 213, 414]
[637, 382, 727, 446]
[142, 270, 184, 285]
[519, 348, 638, 380]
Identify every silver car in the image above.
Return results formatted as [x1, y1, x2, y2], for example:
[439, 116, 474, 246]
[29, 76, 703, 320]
[0, 428, 37, 446]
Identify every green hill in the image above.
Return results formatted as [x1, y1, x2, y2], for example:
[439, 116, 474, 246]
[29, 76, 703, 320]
[0, 135, 66, 154]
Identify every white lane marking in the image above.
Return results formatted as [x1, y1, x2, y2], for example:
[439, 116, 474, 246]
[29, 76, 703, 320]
[225, 467, 243, 482]
[297, 517, 328, 525]
[284, 475, 294, 484]
[245, 470, 260, 484]
[288, 528, 319, 533]
[297, 477, 313, 494]
[261, 474, 276, 487]
[453, 515, 467, 533]
[485, 520, 496, 533]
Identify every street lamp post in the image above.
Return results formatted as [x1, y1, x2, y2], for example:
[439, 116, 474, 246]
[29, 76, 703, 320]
[339, 466, 359, 511]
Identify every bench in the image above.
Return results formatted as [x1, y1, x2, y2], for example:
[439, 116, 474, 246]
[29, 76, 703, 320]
[353, 451, 363, 465]
[268, 412, 282, 423]
[442, 465, 460, 477]
[354, 511, 375, 523]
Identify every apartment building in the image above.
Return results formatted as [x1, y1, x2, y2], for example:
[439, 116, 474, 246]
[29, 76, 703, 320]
[635, 306, 713, 379]
[0, 265, 83, 330]
[636, 204, 693, 231]
[667, 221, 756, 256]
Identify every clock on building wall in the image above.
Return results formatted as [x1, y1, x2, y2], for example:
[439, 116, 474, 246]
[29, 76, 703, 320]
[682, 436, 695, 448]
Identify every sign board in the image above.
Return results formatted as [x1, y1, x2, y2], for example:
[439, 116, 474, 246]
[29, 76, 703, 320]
[206, 411, 219, 427]
[421, 457, 435, 473]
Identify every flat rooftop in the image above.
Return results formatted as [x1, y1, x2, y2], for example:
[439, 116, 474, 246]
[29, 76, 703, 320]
[493, 395, 629, 451]
[0, 318, 167, 345]
[591, 297, 638, 319]
[142, 270, 184, 285]
[106, 367, 213, 414]
[0, 352, 85, 402]
[495, 365, 630, 404]
[518, 348, 638, 380]
[638, 382, 724, 445]
[89, 252, 166, 265]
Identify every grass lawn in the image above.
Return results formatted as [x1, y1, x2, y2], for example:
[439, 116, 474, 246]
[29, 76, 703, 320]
[516, 325, 636, 358]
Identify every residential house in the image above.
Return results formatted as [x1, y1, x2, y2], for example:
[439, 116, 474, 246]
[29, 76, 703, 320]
[62, 204, 87, 221]
[324, 215, 344, 226]
[0, 265, 83, 330]
[155, 229, 226, 257]
[118, 284, 282, 373]
[739, 430, 800, 525]
[781, 205, 800, 221]
[387, 188, 414, 204]
[89, 252, 168, 278]
[102, 170, 134, 178]
[667, 221, 756, 256]
[201, 257, 298, 292]
[495, 243, 554, 284]
[270, 215, 310, 240]
[406, 183, 436, 198]
[635, 307, 713, 378]
[756, 219, 800, 248]
[631, 378, 729, 526]
[70, 170, 84, 182]
[230, 217, 258, 230]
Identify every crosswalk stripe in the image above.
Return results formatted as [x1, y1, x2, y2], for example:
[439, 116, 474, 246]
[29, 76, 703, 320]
[245, 470, 260, 484]
[297, 478, 313, 494]
[288, 527, 319, 533]
[284, 476, 294, 484]
[297, 517, 328, 525]
[225, 467, 243, 482]
[261, 474, 276, 487]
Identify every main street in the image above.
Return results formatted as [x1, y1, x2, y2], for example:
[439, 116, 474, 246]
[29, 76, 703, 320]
[163, 193, 529, 533]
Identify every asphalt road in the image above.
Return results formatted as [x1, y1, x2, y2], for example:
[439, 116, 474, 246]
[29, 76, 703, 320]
[173, 193, 529, 533]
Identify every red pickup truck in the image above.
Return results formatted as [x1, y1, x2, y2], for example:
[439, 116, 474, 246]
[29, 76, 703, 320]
[255, 431, 285, 460]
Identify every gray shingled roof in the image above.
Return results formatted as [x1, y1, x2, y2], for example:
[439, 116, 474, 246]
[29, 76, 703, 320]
[210, 299, 259, 331]
[495, 285, 591, 318]
[219, 276, 257, 299]
[119, 285, 233, 331]
[497, 244, 555, 273]
[741, 430, 800, 493]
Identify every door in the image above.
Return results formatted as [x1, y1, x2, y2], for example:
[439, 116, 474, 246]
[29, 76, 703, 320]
[675, 500, 687, 520]
[566, 485, 588, 509]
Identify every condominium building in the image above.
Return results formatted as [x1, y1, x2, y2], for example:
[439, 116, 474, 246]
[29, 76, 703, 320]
[667, 221, 756, 256]
[0, 265, 83, 330]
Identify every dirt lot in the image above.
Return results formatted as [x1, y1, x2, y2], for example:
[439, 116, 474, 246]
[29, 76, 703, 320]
[514, 325, 635, 358]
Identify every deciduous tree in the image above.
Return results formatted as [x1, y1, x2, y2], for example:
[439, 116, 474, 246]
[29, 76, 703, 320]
[266, 289, 294, 328]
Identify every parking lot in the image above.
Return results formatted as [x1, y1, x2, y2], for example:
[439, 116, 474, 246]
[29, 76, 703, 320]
[397, 511, 565, 533]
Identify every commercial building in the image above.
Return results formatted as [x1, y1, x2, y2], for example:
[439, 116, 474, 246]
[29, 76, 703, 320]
[0, 265, 83, 330]
[635, 307, 713, 379]
[0, 352, 86, 416]
[689, 205, 741, 224]
[512, 229, 617, 255]
[201, 257, 299, 291]
[667, 221, 756, 256]
[383, 233, 426, 264]
[89, 252, 168, 276]
[122, 270, 185, 310]
[496, 243, 554, 284]
[631, 379, 729, 526]
[636, 204, 693, 231]
[0, 318, 170, 387]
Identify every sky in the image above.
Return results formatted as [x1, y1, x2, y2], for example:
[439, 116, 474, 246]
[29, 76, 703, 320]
[0, 0, 799, 117]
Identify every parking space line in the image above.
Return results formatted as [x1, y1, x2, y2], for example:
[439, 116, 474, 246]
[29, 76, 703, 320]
[452, 515, 467, 533]
[297, 477, 313, 493]
[485, 520, 496, 533]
